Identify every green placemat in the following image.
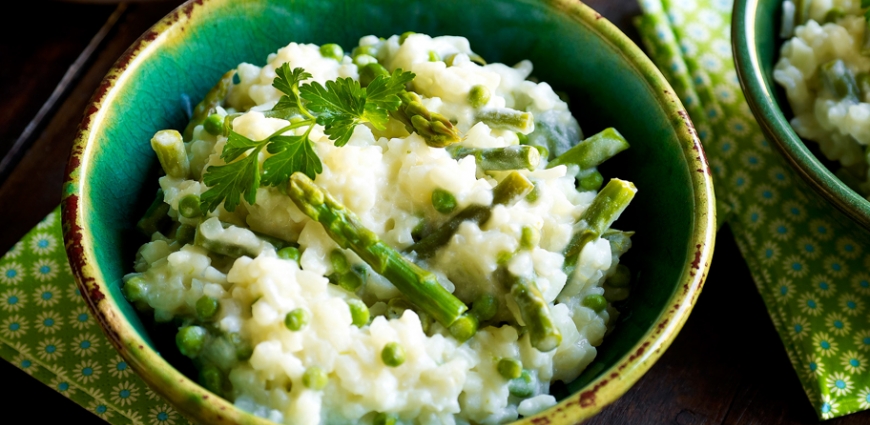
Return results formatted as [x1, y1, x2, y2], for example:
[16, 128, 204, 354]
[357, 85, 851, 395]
[636, 0, 870, 419]
[1, 208, 192, 425]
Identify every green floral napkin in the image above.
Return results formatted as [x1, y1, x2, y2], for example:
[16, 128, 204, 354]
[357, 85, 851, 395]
[0, 208, 192, 425]
[636, 0, 870, 419]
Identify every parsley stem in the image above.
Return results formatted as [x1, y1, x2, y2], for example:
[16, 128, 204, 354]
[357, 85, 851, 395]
[266, 120, 316, 141]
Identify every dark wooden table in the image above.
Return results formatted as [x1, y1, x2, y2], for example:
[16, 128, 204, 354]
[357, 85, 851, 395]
[3, 0, 869, 423]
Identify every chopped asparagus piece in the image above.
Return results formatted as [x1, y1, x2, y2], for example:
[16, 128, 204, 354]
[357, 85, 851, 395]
[447, 145, 541, 171]
[505, 272, 562, 352]
[563, 179, 637, 276]
[476, 108, 534, 133]
[183, 70, 235, 141]
[390, 91, 461, 148]
[137, 188, 171, 237]
[151, 129, 190, 179]
[820, 59, 859, 101]
[287, 173, 469, 328]
[547, 127, 630, 172]
[448, 313, 479, 342]
[407, 171, 534, 259]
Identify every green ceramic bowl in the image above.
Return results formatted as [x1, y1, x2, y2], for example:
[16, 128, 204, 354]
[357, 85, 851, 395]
[733, 0, 870, 230]
[62, 0, 715, 423]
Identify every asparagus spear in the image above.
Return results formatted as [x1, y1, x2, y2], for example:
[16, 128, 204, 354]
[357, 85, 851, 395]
[389, 91, 461, 148]
[547, 127, 630, 172]
[446, 145, 541, 171]
[137, 188, 171, 237]
[183, 69, 235, 141]
[151, 130, 190, 179]
[406, 171, 534, 259]
[563, 179, 637, 276]
[286, 172, 469, 329]
[476, 108, 534, 133]
[820, 59, 859, 102]
[499, 267, 561, 352]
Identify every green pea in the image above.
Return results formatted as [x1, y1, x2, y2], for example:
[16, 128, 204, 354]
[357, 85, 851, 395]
[374, 412, 398, 425]
[470, 293, 497, 322]
[176, 326, 207, 358]
[431, 188, 457, 214]
[428, 50, 441, 62]
[200, 363, 223, 394]
[520, 226, 540, 250]
[330, 249, 350, 274]
[607, 264, 631, 288]
[579, 170, 604, 191]
[203, 113, 225, 136]
[284, 308, 309, 331]
[302, 366, 328, 390]
[339, 265, 366, 292]
[353, 54, 378, 67]
[497, 358, 523, 380]
[381, 342, 406, 367]
[277, 246, 301, 262]
[319, 43, 344, 61]
[175, 224, 196, 245]
[582, 294, 608, 313]
[360, 62, 390, 87]
[196, 295, 220, 320]
[177, 194, 202, 218]
[508, 369, 534, 398]
[468, 84, 491, 109]
[399, 31, 415, 45]
[352, 44, 379, 58]
[346, 298, 370, 327]
[123, 276, 148, 302]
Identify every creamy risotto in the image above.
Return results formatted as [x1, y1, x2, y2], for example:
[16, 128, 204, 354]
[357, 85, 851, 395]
[126, 32, 636, 425]
[775, 0, 870, 194]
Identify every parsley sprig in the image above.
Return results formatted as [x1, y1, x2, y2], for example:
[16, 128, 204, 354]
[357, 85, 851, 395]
[199, 63, 415, 213]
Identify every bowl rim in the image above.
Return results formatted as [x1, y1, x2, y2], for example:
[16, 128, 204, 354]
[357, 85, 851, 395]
[732, 0, 870, 230]
[61, 0, 716, 423]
